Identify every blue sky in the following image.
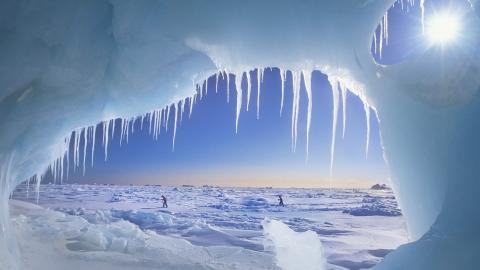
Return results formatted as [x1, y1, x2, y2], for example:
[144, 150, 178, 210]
[47, 0, 466, 188]
[62, 69, 387, 187]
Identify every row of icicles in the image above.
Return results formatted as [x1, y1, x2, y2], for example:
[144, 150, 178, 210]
[21, 0, 426, 202]
[23, 68, 376, 203]
[373, 0, 425, 59]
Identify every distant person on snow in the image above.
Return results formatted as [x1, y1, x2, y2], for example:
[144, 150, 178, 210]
[277, 195, 285, 207]
[161, 195, 168, 208]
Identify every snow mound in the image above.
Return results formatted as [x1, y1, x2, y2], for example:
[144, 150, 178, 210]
[262, 218, 326, 270]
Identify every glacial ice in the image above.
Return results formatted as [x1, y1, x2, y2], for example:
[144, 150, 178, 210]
[0, 0, 480, 269]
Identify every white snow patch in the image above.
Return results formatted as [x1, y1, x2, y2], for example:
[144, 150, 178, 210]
[262, 218, 326, 270]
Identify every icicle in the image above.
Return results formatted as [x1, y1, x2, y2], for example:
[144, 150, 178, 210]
[91, 125, 96, 168]
[126, 119, 130, 144]
[131, 117, 135, 134]
[328, 78, 340, 176]
[60, 153, 64, 183]
[166, 105, 171, 132]
[157, 110, 161, 139]
[291, 71, 301, 152]
[257, 68, 263, 120]
[246, 71, 252, 111]
[205, 76, 209, 96]
[235, 72, 243, 133]
[341, 86, 348, 138]
[182, 99, 186, 122]
[172, 102, 178, 151]
[384, 12, 389, 46]
[420, 0, 425, 34]
[83, 128, 87, 175]
[189, 96, 195, 118]
[280, 70, 286, 116]
[303, 71, 313, 161]
[112, 118, 117, 139]
[149, 112, 153, 135]
[152, 111, 157, 140]
[72, 131, 77, 171]
[66, 135, 71, 180]
[120, 118, 125, 146]
[159, 110, 164, 139]
[153, 113, 158, 139]
[330, 84, 340, 176]
[35, 174, 41, 204]
[364, 103, 371, 159]
[26, 178, 30, 200]
[227, 72, 231, 103]
[75, 130, 81, 171]
[180, 100, 185, 123]
[379, 19, 384, 59]
[215, 72, 219, 93]
[198, 84, 202, 100]
[103, 120, 111, 162]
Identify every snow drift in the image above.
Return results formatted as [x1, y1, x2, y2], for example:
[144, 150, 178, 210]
[1, 0, 480, 269]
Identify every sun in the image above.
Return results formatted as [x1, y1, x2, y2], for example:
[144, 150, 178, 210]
[426, 11, 461, 45]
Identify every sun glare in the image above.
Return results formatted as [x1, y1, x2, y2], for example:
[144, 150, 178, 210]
[426, 11, 461, 44]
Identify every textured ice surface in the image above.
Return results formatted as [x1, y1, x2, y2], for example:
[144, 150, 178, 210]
[12, 184, 408, 270]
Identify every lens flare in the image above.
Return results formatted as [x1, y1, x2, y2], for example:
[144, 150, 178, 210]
[426, 12, 461, 44]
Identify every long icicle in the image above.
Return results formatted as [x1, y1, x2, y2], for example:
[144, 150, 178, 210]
[303, 70, 313, 162]
[91, 125, 96, 168]
[280, 70, 286, 116]
[104, 120, 111, 162]
[328, 79, 340, 176]
[226, 70, 230, 103]
[420, 0, 425, 33]
[257, 68, 263, 120]
[166, 105, 170, 132]
[364, 103, 371, 159]
[83, 128, 87, 175]
[189, 95, 195, 118]
[235, 72, 243, 133]
[291, 71, 301, 152]
[172, 102, 178, 151]
[341, 86, 348, 138]
[246, 71, 251, 111]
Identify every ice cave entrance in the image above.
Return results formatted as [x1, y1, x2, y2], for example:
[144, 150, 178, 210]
[4, 0, 479, 269]
[11, 68, 408, 270]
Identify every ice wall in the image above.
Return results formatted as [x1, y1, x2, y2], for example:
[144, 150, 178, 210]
[0, 0, 480, 269]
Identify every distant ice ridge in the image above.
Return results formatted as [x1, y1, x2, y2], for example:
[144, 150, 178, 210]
[263, 218, 326, 270]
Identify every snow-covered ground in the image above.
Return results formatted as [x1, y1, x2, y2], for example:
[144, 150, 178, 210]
[10, 184, 408, 270]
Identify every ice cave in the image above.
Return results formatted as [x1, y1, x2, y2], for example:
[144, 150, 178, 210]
[1, 0, 480, 269]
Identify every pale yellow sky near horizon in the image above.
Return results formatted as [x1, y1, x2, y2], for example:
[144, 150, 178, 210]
[87, 168, 387, 189]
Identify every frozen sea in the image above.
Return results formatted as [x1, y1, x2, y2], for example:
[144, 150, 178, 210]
[10, 184, 408, 270]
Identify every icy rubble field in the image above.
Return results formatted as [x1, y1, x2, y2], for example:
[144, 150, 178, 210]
[11, 184, 407, 270]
